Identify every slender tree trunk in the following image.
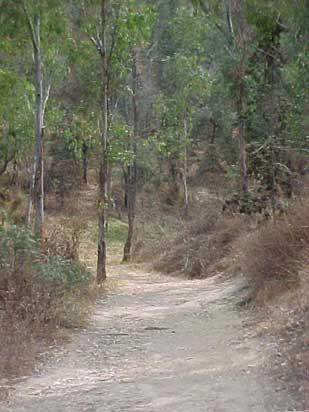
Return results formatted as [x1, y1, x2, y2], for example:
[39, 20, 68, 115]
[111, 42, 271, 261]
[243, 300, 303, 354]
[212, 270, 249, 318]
[22, 2, 45, 238]
[225, 0, 234, 40]
[238, 115, 248, 195]
[264, 23, 282, 212]
[168, 156, 179, 198]
[25, 156, 36, 226]
[33, 13, 44, 239]
[123, 168, 128, 209]
[97, 0, 108, 283]
[0, 125, 15, 176]
[233, 0, 248, 196]
[82, 140, 88, 184]
[105, 161, 112, 234]
[123, 48, 139, 262]
[236, 79, 248, 196]
[210, 118, 217, 144]
[183, 114, 189, 216]
[123, 164, 136, 262]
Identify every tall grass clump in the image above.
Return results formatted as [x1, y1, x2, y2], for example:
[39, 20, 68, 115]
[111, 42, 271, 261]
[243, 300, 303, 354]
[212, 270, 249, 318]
[0, 223, 93, 377]
[154, 209, 248, 278]
[240, 198, 309, 299]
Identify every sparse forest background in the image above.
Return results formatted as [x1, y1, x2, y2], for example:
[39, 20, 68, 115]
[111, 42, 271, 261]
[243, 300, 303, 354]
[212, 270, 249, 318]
[0, 0, 308, 387]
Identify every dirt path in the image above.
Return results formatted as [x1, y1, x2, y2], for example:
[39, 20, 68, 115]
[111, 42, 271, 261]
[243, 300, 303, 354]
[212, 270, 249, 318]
[3, 262, 300, 412]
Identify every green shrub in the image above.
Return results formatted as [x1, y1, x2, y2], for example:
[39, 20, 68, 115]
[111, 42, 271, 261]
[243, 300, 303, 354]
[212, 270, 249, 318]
[0, 224, 40, 267]
[38, 256, 92, 289]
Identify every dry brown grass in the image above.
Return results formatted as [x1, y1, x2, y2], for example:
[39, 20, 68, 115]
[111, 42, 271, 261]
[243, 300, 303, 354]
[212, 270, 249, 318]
[237, 199, 309, 398]
[153, 210, 248, 278]
[0, 265, 57, 377]
[0, 224, 95, 380]
[0, 263, 94, 379]
[240, 198, 309, 299]
[0, 178, 98, 383]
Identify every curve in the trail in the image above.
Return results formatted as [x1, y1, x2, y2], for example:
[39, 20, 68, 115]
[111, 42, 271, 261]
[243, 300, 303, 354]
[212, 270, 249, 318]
[2, 265, 299, 412]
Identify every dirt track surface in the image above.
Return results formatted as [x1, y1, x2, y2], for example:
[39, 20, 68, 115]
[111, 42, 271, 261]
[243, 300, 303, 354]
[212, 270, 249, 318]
[2, 265, 302, 412]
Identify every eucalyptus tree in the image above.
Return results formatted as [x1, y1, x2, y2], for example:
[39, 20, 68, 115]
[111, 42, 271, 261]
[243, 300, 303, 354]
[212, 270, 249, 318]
[120, 11, 154, 263]
[246, 0, 309, 203]
[17, 0, 66, 237]
[0, 70, 34, 179]
[21, 0, 47, 236]
[0, 1, 67, 233]
[152, 5, 214, 212]
[77, 0, 154, 280]
[0, 4, 34, 180]
[69, 0, 122, 282]
[191, 0, 309, 205]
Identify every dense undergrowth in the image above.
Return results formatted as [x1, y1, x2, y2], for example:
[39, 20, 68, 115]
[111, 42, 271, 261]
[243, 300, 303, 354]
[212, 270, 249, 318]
[0, 221, 93, 378]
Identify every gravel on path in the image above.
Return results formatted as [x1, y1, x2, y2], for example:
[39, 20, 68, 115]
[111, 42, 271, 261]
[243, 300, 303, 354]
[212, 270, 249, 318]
[2, 264, 302, 412]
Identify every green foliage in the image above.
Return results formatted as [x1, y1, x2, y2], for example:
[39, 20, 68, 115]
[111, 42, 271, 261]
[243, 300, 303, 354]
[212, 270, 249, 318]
[0, 69, 34, 167]
[107, 218, 128, 244]
[0, 223, 91, 290]
[38, 256, 91, 289]
[109, 120, 134, 165]
[63, 113, 99, 159]
[88, 217, 129, 245]
[0, 224, 39, 267]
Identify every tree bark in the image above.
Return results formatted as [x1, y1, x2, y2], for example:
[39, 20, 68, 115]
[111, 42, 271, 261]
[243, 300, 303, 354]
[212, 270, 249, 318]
[233, 0, 248, 196]
[96, 0, 108, 283]
[238, 114, 248, 195]
[33, 16, 44, 239]
[82, 140, 88, 184]
[210, 118, 217, 144]
[25, 154, 36, 226]
[263, 22, 283, 211]
[183, 114, 189, 216]
[123, 48, 139, 262]
[22, 2, 45, 238]
[225, 0, 234, 41]
[168, 156, 180, 199]
[123, 164, 136, 262]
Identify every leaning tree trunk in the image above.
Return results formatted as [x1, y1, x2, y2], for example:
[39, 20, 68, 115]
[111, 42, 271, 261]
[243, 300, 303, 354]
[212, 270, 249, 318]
[96, 0, 108, 283]
[123, 48, 139, 262]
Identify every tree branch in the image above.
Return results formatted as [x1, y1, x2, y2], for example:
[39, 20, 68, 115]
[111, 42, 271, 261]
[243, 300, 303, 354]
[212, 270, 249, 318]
[90, 35, 103, 54]
[42, 76, 52, 119]
[192, 0, 233, 46]
[107, 7, 120, 67]
[21, 0, 38, 51]
[275, 162, 293, 175]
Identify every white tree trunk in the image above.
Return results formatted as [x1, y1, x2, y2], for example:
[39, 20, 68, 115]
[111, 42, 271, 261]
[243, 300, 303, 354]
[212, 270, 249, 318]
[96, 0, 108, 283]
[183, 114, 189, 216]
[22, 2, 45, 239]
[33, 28, 44, 239]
